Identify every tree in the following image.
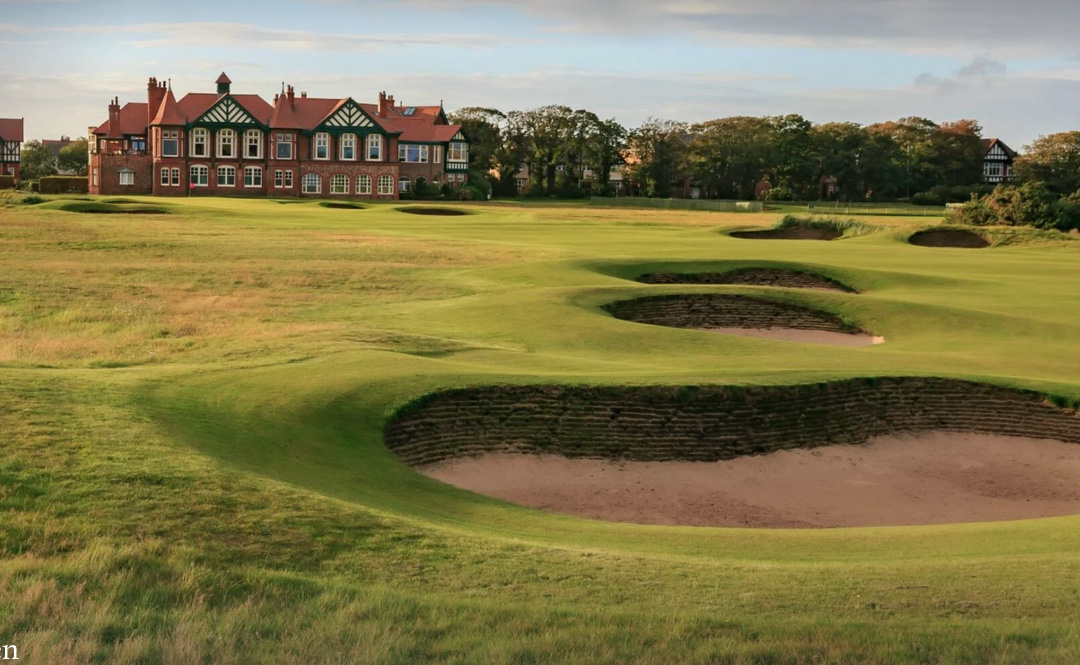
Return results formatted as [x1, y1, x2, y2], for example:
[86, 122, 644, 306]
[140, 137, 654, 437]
[765, 114, 816, 198]
[57, 138, 89, 176]
[448, 107, 503, 174]
[515, 105, 578, 193]
[932, 120, 984, 187]
[582, 117, 627, 194]
[625, 118, 688, 198]
[686, 116, 773, 199]
[19, 140, 57, 180]
[1014, 131, 1080, 195]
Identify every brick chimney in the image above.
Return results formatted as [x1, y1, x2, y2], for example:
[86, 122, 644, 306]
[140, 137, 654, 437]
[147, 77, 166, 127]
[107, 97, 121, 138]
[286, 85, 295, 104]
[378, 91, 388, 118]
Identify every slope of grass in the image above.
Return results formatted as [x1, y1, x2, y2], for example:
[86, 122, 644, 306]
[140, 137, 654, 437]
[3, 196, 1080, 663]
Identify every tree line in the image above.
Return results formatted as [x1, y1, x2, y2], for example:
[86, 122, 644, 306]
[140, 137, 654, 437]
[450, 106, 1080, 204]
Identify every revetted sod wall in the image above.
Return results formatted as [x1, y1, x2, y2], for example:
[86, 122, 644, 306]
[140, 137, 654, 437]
[638, 269, 856, 292]
[602, 294, 860, 333]
[384, 378, 1080, 467]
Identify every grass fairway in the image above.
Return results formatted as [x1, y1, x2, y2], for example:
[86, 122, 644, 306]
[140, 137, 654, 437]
[3, 196, 1080, 663]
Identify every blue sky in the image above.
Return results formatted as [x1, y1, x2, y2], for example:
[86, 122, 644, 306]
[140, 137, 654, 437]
[2, 0, 1078, 148]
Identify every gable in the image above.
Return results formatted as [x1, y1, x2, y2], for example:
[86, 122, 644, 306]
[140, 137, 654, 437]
[320, 99, 377, 130]
[451, 131, 467, 142]
[986, 143, 1010, 161]
[195, 96, 263, 127]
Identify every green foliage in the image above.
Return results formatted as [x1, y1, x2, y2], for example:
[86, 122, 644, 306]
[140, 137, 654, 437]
[57, 137, 89, 176]
[19, 139, 57, 180]
[1014, 131, 1080, 195]
[912, 184, 994, 206]
[951, 181, 1080, 231]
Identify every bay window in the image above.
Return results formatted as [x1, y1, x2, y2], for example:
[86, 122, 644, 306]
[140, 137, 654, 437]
[341, 133, 356, 160]
[245, 129, 262, 159]
[217, 129, 235, 158]
[191, 128, 209, 157]
[367, 134, 382, 161]
[315, 132, 330, 160]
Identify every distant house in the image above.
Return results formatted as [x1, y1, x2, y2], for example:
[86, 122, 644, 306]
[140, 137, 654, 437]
[42, 136, 78, 174]
[88, 73, 469, 198]
[0, 117, 24, 180]
[982, 138, 1017, 184]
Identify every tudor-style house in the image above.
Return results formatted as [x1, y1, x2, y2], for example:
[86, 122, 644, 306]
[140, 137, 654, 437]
[0, 118, 24, 180]
[982, 138, 1017, 184]
[88, 73, 469, 198]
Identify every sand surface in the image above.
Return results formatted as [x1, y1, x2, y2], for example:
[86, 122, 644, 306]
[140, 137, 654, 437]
[421, 432, 1080, 528]
[702, 327, 885, 347]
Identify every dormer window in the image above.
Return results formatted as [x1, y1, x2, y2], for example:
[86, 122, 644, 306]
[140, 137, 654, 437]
[315, 132, 330, 160]
[275, 132, 293, 160]
[217, 129, 235, 158]
[191, 128, 209, 157]
[245, 129, 262, 159]
[340, 133, 356, 160]
[366, 134, 382, 161]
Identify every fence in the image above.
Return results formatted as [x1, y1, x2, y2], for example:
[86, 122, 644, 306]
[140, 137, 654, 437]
[591, 197, 763, 212]
[807, 202, 947, 217]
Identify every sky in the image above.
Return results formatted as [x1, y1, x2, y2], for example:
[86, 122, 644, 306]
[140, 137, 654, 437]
[1, 0, 1078, 148]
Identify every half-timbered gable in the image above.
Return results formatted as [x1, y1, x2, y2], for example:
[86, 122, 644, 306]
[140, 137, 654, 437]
[982, 138, 1017, 184]
[0, 118, 22, 179]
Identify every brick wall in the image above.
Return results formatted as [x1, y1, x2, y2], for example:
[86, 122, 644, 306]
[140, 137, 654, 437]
[91, 154, 153, 196]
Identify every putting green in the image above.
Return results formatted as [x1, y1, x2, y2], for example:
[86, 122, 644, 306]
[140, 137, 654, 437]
[4, 196, 1080, 664]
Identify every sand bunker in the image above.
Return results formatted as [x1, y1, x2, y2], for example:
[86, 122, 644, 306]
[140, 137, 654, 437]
[385, 378, 1080, 527]
[421, 433, 1080, 528]
[398, 207, 471, 216]
[909, 229, 990, 248]
[321, 202, 365, 210]
[702, 327, 883, 346]
[730, 228, 842, 241]
[603, 294, 874, 344]
[638, 268, 856, 292]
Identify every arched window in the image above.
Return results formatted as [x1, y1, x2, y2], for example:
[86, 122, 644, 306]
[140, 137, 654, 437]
[356, 174, 372, 195]
[377, 175, 394, 195]
[367, 134, 383, 161]
[302, 173, 322, 194]
[217, 129, 236, 158]
[191, 128, 209, 157]
[330, 174, 349, 194]
[244, 129, 262, 159]
[398, 176, 411, 193]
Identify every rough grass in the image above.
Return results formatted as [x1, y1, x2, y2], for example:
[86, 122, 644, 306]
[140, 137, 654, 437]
[3, 195, 1080, 663]
[774, 214, 878, 237]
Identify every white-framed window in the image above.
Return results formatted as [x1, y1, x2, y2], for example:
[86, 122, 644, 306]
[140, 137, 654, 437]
[217, 129, 236, 158]
[92, 168, 99, 187]
[315, 132, 330, 160]
[356, 174, 372, 195]
[274, 170, 283, 188]
[119, 169, 135, 186]
[448, 141, 467, 163]
[191, 128, 209, 157]
[245, 129, 262, 159]
[367, 134, 383, 161]
[244, 166, 262, 188]
[398, 144, 429, 163]
[302, 173, 322, 194]
[330, 174, 349, 194]
[398, 176, 411, 193]
[171, 167, 180, 186]
[984, 162, 1004, 178]
[218, 165, 235, 187]
[275, 132, 293, 160]
[190, 165, 208, 186]
[160, 168, 170, 186]
[516, 178, 526, 193]
[162, 129, 179, 157]
[340, 133, 356, 160]
[377, 174, 394, 195]
[433, 145, 442, 164]
[284, 170, 293, 188]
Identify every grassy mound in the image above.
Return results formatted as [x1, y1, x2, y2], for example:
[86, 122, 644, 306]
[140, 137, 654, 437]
[43, 200, 170, 214]
[731, 215, 875, 240]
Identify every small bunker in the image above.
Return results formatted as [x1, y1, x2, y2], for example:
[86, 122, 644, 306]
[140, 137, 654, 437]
[320, 201, 365, 210]
[730, 228, 843, 241]
[398, 207, 471, 216]
[909, 228, 990, 248]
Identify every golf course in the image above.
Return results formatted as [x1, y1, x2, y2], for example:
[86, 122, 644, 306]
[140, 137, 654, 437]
[4, 195, 1080, 663]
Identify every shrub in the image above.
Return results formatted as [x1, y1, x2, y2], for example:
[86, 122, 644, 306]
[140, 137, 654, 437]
[38, 176, 89, 195]
[951, 182, 1080, 231]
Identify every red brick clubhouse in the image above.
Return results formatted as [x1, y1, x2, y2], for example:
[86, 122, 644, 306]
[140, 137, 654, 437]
[89, 73, 469, 198]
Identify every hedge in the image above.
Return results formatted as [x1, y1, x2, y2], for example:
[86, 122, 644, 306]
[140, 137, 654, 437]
[39, 176, 89, 195]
